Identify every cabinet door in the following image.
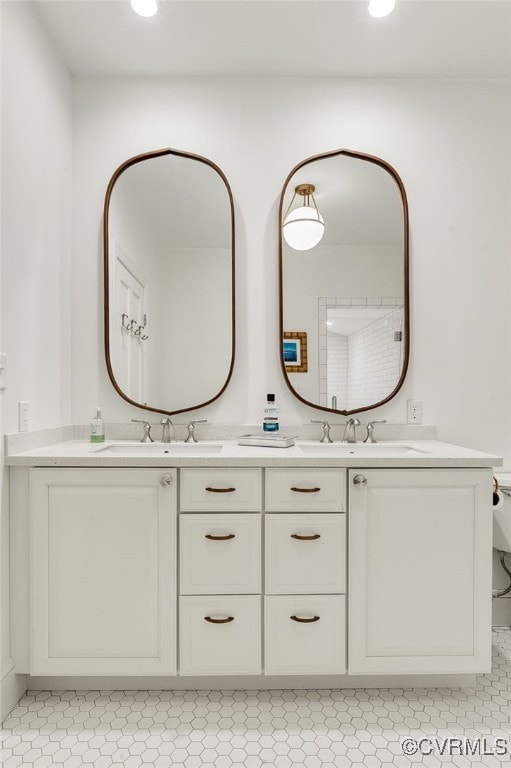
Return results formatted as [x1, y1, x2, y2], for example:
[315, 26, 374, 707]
[30, 468, 177, 676]
[349, 469, 492, 675]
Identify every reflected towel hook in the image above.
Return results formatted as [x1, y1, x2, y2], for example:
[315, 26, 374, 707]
[120, 313, 149, 341]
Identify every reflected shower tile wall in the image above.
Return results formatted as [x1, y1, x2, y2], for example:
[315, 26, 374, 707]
[347, 306, 403, 408]
[319, 298, 404, 409]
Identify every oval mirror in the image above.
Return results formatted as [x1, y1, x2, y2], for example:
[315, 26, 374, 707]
[104, 148, 235, 415]
[279, 149, 409, 416]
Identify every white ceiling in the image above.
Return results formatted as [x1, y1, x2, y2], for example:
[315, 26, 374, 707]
[32, 0, 511, 79]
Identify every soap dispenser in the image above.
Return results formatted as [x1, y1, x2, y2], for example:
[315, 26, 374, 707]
[90, 407, 105, 443]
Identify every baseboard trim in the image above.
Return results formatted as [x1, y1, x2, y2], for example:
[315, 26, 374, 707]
[27, 672, 478, 691]
[1, 660, 27, 723]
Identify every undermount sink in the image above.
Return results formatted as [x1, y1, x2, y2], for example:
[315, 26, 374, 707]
[297, 443, 430, 457]
[92, 442, 223, 455]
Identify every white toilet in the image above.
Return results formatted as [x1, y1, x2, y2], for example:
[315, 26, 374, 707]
[493, 473, 511, 553]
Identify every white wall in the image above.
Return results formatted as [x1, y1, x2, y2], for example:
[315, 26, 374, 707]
[72, 77, 511, 463]
[1, 2, 72, 435]
[163, 248, 232, 411]
[0, 1, 72, 711]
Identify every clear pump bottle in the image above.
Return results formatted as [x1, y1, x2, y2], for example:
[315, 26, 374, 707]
[90, 407, 105, 443]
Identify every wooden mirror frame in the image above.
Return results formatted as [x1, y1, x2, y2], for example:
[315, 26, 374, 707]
[104, 147, 235, 416]
[278, 148, 409, 416]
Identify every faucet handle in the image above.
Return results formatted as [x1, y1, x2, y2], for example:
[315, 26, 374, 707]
[185, 419, 208, 444]
[131, 419, 154, 443]
[310, 419, 333, 444]
[363, 420, 386, 444]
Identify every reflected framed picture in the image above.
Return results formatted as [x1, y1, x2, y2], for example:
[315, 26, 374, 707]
[283, 331, 308, 373]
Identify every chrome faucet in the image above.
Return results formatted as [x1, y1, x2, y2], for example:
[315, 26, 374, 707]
[363, 420, 386, 444]
[342, 417, 361, 444]
[185, 419, 207, 443]
[160, 417, 176, 443]
[311, 419, 333, 444]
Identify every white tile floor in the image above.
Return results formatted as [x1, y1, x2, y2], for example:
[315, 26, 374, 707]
[2, 629, 511, 767]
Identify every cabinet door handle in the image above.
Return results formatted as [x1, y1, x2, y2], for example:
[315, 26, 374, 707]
[290, 487, 321, 493]
[205, 533, 236, 541]
[204, 616, 235, 624]
[290, 615, 320, 623]
[205, 487, 236, 493]
[160, 474, 173, 487]
[290, 533, 321, 541]
[353, 474, 367, 486]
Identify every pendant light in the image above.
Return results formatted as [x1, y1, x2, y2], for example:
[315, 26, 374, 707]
[131, 0, 158, 17]
[368, 0, 396, 18]
[282, 184, 325, 251]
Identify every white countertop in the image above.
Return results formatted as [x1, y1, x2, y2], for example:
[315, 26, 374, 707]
[5, 439, 502, 468]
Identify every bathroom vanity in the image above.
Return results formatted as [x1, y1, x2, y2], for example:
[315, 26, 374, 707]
[7, 437, 499, 687]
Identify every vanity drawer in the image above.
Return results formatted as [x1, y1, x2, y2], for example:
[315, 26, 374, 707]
[265, 514, 346, 594]
[180, 514, 261, 595]
[265, 468, 346, 512]
[179, 595, 261, 675]
[180, 468, 262, 512]
[264, 595, 346, 675]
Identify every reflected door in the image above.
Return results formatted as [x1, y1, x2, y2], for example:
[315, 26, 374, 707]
[114, 247, 146, 403]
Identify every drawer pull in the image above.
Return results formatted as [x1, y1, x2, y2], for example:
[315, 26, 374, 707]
[290, 615, 320, 623]
[290, 487, 321, 493]
[205, 486, 236, 493]
[290, 533, 321, 541]
[204, 615, 235, 624]
[205, 533, 236, 541]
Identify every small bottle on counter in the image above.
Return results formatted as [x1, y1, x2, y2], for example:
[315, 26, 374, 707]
[263, 393, 280, 433]
[90, 407, 105, 443]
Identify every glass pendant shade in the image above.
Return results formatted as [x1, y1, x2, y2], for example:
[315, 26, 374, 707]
[368, 0, 396, 18]
[131, 0, 158, 17]
[283, 206, 325, 250]
[282, 184, 325, 251]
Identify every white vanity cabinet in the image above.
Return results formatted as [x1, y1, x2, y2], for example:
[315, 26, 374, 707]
[348, 468, 492, 675]
[16, 457, 494, 683]
[30, 468, 177, 676]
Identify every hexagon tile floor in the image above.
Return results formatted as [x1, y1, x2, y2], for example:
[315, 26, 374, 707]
[2, 630, 511, 768]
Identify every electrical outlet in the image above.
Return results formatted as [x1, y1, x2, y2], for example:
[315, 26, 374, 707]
[18, 401, 29, 432]
[407, 399, 422, 425]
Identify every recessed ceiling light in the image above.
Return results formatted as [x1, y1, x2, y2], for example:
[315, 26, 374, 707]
[131, 0, 158, 18]
[368, 0, 396, 18]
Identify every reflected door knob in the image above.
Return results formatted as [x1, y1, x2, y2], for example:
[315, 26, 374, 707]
[160, 474, 173, 487]
[353, 474, 367, 486]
